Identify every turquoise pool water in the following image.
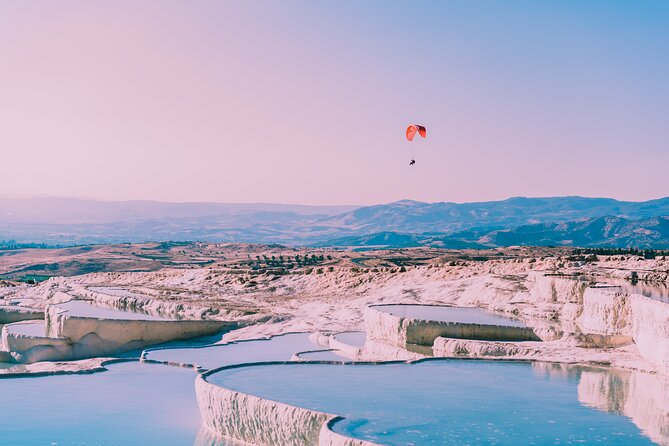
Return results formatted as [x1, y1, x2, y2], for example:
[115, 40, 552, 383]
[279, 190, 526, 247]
[209, 360, 659, 445]
[375, 304, 526, 327]
[144, 332, 318, 369]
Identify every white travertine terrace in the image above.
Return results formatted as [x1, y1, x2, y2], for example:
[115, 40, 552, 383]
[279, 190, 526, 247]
[3, 256, 669, 444]
[365, 304, 542, 349]
[1, 320, 70, 363]
[328, 332, 365, 359]
[196, 363, 379, 446]
[0, 305, 44, 324]
[579, 287, 669, 373]
[358, 274, 669, 373]
[1, 296, 234, 364]
[319, 417, 379, 446]
[433, 337, 542, 358]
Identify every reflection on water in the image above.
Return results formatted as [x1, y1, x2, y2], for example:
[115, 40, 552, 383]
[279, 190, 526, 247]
[550, 274, 669, 302]
[375, 304, 527, 327]
[600, 279, 669, 303]
[533, 362, 669, 445]
[210, 360, 668, 445]
[577, 367, 669, 446]
[194, 426, 249, 446]
[0, 362, 28, 374]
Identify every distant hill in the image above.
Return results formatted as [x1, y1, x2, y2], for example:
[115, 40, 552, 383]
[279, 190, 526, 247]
[324, 196, 669, 234]
[323, 216, 669, 250]
[1, 196, 668, 248]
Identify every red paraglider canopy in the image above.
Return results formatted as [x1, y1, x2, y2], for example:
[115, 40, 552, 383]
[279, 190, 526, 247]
[406, 124, 426, 141]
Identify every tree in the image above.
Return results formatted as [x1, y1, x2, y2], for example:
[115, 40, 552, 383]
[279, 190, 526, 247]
[629, 271, 639, 284]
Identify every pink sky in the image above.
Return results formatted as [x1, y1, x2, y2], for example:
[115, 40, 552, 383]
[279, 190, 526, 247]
[1, 1, 667, 205]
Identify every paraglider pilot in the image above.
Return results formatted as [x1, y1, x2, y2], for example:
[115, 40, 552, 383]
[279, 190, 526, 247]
[406, 124, 425, 167]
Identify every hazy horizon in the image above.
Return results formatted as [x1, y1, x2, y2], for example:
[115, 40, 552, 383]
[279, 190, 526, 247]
[2, 1, 668, 205]
[2, 192, 669, 208]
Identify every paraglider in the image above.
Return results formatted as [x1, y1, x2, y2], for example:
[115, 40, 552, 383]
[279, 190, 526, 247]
[406, 124, 426, 166]
[405, 124, 426, 142]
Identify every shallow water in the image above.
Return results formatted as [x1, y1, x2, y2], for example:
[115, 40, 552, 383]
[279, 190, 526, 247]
[6, 320, 46, 337]
[334, 331, 367, 347]
[375, 304, 526, 327]
[144, 332, 319, 370]
[210, 360, 662, 445]
[0, 361, 206, 445]
[53, 300, 170, 321]
[0, 332, 325, 444]
[296, 349, 348, 361]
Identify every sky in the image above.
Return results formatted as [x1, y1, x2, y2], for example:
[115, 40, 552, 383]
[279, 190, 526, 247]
[1, 1, 667, 205]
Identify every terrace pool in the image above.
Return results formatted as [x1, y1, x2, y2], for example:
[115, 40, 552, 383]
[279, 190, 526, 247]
[548, 274, 669, 303]
[208, 360, 660, 445]
[0, 331, 331, 444]
[334, 331, 367, 347]
[0, 361, 236, 445]
[88, 286, 149, 298]
[5, 320, 46, 337]
[144, 332, 319, 369]
[593, 279, 669, 303]
[295, 349, 347, 361]
[375, 304, 526, 327]
[52, 300, 170, 321]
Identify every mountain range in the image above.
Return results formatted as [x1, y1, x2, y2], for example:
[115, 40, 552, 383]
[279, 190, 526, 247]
[1, 196, 669, 249]
[325, 216, 669, 249]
